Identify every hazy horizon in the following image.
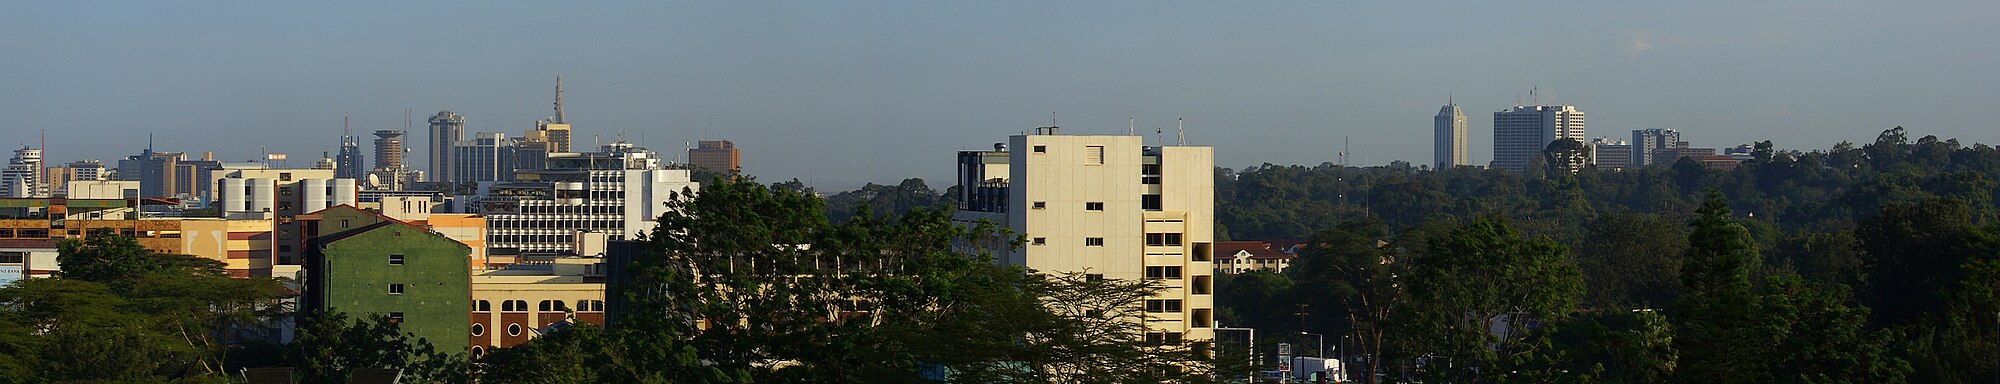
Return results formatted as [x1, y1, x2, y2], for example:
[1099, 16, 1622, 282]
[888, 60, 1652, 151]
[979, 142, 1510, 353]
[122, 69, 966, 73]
[7, 1, 1997, 191]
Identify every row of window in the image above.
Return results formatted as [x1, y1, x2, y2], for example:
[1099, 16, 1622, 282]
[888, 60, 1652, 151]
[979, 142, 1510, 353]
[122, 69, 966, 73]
[1029, 201, 1107, 211]
[474, 299, 607, 313]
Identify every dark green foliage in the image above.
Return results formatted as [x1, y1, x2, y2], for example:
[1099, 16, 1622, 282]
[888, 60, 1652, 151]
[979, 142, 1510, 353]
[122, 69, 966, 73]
[0, 232, 296, 383]
[1396, 218, 1586, 383]
[509, 177, 1236, 383]
[822, 178, 951, 223]
[289, 312, 470, 384]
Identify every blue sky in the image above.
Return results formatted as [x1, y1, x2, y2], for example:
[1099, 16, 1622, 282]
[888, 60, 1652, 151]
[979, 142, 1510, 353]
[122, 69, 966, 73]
[5, 1, 1997, 189]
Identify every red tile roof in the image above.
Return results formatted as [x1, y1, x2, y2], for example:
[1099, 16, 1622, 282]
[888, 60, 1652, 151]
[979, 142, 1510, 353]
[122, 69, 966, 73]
[1215, 241, 1291, 260]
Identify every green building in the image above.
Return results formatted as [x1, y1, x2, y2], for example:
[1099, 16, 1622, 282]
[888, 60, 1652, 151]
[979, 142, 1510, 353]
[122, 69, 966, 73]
[303, 205, 470, 353]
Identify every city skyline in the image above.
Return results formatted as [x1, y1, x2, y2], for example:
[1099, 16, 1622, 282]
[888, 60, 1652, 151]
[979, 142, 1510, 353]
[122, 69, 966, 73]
[7, 2, 1998, 189]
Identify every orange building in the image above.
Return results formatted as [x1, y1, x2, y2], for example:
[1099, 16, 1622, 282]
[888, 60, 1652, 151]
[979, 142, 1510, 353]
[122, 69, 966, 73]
[0, 198, 274, 277]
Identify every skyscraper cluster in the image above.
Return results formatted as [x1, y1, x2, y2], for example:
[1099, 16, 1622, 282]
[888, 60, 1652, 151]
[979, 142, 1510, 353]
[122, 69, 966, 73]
[1431, 94, 1736, 172]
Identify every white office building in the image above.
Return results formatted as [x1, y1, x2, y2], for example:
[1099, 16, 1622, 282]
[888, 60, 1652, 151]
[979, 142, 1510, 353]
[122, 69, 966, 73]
[1492, 105, 1586, 172]
[1, 147, 44, 198]
[1435, 100, 1469, 169]
[953, 126, 1217, 342]
[478, 142, 697, 255]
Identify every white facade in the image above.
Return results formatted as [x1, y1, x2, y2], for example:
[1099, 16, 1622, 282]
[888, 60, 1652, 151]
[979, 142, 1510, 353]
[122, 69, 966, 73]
[1492, 105, 1585, 172]
[1434, 101, 1469, 169]
[482, 168, 698, 254]
[67, 180, 140, 199]
[954, 129, 1216, 342]
[1, 147, 44, 198]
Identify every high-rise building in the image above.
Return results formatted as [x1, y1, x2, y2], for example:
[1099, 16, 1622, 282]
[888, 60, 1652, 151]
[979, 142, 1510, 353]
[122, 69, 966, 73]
[119, 147, 187, 199]
[515, 76, 575, 172]
[688, 140, 741, 176]
[454, 133, 518, 183]
[952, 126, 1217, 342]
[336, 123, 366, 180]
[1, 146, 44, 198]
[477, 142, 696, 255]
[1434, 100, 1469, 169]
[48, 159, 110, 196]
[374, 130, 407, 171]
[1589, 137, 1633, 170]
[1492, 104, 1586, 172]
[429, 111, 466, 183]
[1631, 128, 1683, 167]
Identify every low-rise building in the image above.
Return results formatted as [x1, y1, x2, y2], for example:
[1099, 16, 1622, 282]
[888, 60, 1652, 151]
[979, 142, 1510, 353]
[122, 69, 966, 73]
[470, 256, 605, 357]
[301, 206, 471, 355]
[0, 198, 274, 277]
[1214, 241, 1298, 274]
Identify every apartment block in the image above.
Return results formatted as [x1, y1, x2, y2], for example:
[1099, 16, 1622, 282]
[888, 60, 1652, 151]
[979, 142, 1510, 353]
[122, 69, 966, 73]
[953, 126, 1216, 342]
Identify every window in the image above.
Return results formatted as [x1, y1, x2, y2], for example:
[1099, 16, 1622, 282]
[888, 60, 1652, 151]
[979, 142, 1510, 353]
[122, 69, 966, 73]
[1165, 332, 1184, 343]
[1084, 201, 1104, 211]
[1192, 275, 1213, 295]
[1032, 237, 1046, 245]
[1146, 233, 1184, 247]
[387, 312, 404, 325]
[1032, 145, 1046, 153]
[474, 300, 492, 312]
[1145, 299, 1184, 313]
[1145, 266, 1184, 280]
[278, 245, 292, 253]
[1192, 242, 1212, 262]
[388, 283, 404, 294]
[503, 300, 528, 312]
[471, 346, 485, 358]
[389, 254, 405, 265]
[1085, 146, 1104, 165]
[0, 252, 22, 264]
[471, 323, 485, 336]
[1085, 237, 1105, 246]
[577, 300, 605, 312]
[1142, 194, 1162, 210]
[1193, 309, 1212, 328]
[339, 219, 350, 228]
[1084, 273, 1104, 281]
[1032, 201, 1046, 209]
[507, 323, 523, 337]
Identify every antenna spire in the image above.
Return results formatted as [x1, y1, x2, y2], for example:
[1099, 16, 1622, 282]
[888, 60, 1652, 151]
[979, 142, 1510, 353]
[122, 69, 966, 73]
[555, 74, 567, 124]
[1128, 116, 1135, 136]
[1176, 118, 1185, 146]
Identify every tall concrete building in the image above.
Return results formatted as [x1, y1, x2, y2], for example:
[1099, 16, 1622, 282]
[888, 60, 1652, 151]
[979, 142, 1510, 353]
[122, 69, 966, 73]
[373, 130, 407, 171]
[453, 133, 518, 183]
[1434, 100, 1469, 169]
[476, 142, 696, 255]
[516, 76, 574, 172]
[428, 111, 466, 183]
[1, 146, 44, 198]
[1631, 128, 1683, 167]
[953, 126, 1217, 342]
[688, 140, 740, 176]
[1492, 105, 1586, 172]
[119, 147, 189, 199]
[336, 123, 366, 180]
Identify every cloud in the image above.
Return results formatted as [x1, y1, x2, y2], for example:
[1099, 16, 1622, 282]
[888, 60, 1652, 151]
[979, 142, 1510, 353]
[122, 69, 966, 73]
[1627, 32, 1654, 60]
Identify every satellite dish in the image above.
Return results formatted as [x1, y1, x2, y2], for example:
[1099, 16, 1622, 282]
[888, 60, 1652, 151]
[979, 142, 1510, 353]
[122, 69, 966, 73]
[366, 174, 381, 187]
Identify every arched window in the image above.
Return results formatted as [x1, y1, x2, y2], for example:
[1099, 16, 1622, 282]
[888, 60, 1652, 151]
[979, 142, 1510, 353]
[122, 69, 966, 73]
[473, 300, 491, 312]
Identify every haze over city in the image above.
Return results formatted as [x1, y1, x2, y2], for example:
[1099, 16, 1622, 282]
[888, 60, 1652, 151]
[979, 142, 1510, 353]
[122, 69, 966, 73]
[6, 1, 1997, 189]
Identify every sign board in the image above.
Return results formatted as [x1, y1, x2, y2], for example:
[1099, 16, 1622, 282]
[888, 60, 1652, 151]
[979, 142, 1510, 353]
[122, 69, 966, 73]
[1277, 343, 1292, 356]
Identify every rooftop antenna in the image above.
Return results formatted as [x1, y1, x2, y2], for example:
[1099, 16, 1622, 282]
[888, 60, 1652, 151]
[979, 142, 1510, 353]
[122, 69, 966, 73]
[554, 74, 566, 124]
[343, 114, 350, 136]
[1176, 118, 1185, 146]
[1050, 111, 1057, 128]
[1531, 86, 1539, 105]
[1155, 126, 1163, 146]
[404, 108, 412, 131]
[147, 133, 154, 153]
[1128, 116, 1135, 136]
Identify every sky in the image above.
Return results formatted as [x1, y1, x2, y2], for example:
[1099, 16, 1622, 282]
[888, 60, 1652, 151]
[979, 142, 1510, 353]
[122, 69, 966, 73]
[5, 1, 1998, 190]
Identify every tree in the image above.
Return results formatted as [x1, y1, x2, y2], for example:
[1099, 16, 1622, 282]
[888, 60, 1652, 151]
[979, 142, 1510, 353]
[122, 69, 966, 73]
[1395, 218, 1585, 383]
[1671, 191, 1762, 384]
[1574, 211, 1688, 308]
[289, 312, 469, 384]
[608, 178, 1233, 383]
[1287, 220, 1399, 384]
